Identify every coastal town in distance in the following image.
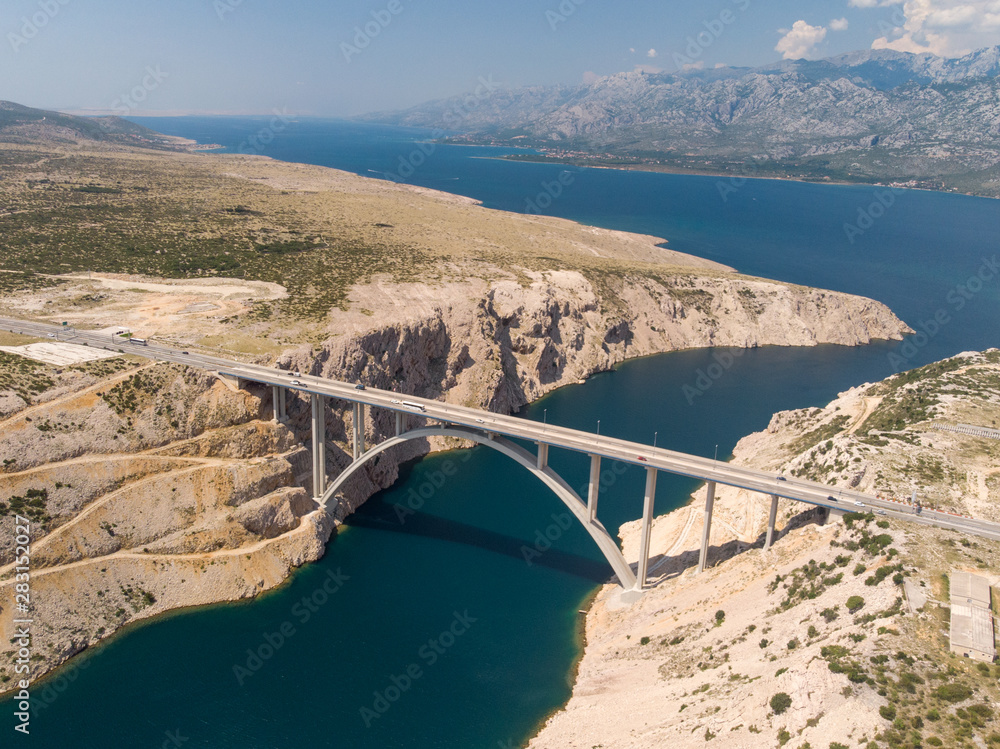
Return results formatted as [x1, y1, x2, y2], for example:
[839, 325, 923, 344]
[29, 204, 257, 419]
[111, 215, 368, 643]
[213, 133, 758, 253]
[2, 1, 1000, 747]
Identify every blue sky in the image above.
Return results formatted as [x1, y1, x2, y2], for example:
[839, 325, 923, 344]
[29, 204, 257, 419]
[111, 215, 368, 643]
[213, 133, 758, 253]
[2, 0, 999, 116]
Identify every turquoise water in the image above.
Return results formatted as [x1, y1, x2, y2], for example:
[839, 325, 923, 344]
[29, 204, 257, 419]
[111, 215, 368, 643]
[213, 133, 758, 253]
[5, 118, 999, 747]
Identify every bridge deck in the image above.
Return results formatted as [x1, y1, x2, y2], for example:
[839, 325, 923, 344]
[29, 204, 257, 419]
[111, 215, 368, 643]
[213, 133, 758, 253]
[5, 317, 999, 543]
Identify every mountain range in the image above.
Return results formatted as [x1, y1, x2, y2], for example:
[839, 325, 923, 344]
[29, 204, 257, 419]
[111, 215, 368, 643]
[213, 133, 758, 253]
[365, 47, 1000, 197]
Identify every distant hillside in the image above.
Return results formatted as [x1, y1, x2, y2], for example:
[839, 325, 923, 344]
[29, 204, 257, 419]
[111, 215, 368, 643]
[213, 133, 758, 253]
[364, 46, 1000, 197]
[0, 101, 179, 149]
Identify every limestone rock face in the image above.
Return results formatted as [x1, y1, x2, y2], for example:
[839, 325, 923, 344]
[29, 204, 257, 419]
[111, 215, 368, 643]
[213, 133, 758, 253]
[234, 487, 317, 539]
[0, 266, 911, 696]
[272, 269, 909, 522]
[282, 270, 909, 421]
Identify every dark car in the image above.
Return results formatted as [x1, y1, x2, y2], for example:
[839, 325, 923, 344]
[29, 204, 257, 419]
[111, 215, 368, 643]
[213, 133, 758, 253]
[355, 383, 366, 390]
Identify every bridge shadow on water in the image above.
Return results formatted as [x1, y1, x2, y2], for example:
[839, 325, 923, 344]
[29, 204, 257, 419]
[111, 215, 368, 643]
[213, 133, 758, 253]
[343, 498, 613, 584]
[343, 496, 830, 590]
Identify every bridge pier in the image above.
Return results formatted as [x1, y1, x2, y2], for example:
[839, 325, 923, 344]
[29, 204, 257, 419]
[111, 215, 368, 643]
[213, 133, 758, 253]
[353, 402, 366, 460]
[637, 467, 658, 588]
[311, 394, 326, 499]
[764, 493, 779, 551]
[536, 443, 549, 471]
[587, 455, 601, 522]
[272, 386, 287, 423]
[697, 481, 717, 574]
[395, 411, 404, 436]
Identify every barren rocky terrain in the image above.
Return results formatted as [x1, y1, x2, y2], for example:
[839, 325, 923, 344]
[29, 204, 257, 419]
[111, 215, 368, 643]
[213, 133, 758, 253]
[530, 350, 1000, 749]
[0, 131, 913, 697]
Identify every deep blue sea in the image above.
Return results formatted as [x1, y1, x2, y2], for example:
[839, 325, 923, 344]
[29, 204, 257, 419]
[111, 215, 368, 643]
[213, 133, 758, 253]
[4, 117, 998, 748]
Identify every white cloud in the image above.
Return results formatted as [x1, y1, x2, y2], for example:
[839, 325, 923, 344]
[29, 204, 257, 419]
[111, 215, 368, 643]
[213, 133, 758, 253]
[849, 0, 883, 7]
[831, 17, 851, 31]
[863, 0, 1000, 57]
[629, 47, 636, 53]
[647, 48, 658, 58]
[775, 20, 829, 59]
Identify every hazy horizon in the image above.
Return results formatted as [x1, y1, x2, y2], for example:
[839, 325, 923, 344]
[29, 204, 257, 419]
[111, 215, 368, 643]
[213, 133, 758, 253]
[5, 0, 1000, 118]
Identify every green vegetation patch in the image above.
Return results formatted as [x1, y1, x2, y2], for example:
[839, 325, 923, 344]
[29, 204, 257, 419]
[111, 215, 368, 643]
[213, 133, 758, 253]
[768, 558, 845, 612]
[0, 487, 50, 523]
[0, 351, 56, 402]
[0, 151, 436, 318]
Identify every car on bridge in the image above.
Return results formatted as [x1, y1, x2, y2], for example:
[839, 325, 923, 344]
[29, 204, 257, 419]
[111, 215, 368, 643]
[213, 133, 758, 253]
[355, 383, 366, 390]
[637, 456, 648, 462]
[290, 380, 303, 386]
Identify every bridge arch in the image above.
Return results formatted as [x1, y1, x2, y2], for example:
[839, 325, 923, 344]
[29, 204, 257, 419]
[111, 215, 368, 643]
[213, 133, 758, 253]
[318, 425, 639, 592]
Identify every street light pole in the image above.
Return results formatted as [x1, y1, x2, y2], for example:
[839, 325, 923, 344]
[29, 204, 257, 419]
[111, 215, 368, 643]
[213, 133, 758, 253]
[596, 420, 600, 436]
[653, 431, 658, 448]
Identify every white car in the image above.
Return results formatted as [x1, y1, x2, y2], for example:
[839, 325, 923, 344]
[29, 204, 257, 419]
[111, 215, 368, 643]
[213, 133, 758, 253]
[290, 380, 303, 386]
[854, 501, 865, 507]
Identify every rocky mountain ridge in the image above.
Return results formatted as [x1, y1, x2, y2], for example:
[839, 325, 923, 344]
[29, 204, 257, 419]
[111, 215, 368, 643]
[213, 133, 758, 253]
[367, 46, 1000, 196]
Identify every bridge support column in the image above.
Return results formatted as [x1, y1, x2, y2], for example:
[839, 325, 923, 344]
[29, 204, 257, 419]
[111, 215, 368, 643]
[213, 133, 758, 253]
[587, 455, 601, 522]
[353, 403, 365, 460]
[279, 387, 287, 422]
[536, 443, 549, 471]
[637, 467, 658, 588]
[764, 493, 779, 551]
[395, 411, 404, 437]
[272, 386, 280, 422]
[697, 481, 717, 574]
[311, 394, 326, 499]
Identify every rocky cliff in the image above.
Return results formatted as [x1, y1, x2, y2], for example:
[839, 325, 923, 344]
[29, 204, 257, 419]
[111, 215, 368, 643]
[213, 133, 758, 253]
[529, 350, 1000, 749]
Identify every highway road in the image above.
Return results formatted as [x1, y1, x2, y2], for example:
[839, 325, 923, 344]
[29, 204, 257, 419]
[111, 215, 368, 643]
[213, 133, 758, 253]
[5, 316, 1000, 542]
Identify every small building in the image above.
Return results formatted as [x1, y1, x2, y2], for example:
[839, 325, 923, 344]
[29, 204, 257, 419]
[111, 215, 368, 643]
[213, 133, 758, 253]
[951, 571, 992, 609]
[949, 571, 996, 663]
